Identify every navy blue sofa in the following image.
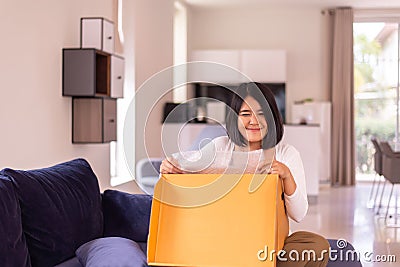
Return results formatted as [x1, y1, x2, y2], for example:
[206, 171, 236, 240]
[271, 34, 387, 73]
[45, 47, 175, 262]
[0, 158, 362, 267]
[0, 158, 151, 267]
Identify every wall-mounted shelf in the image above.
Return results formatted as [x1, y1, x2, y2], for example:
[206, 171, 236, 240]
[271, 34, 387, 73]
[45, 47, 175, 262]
[62, 17, 124, 144]
[62, 48, 124, 98]
[81, 17, 115, 54]
[72, 97, 116, 143]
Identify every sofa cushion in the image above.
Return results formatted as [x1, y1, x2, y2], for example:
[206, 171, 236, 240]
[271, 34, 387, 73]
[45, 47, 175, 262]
[0, 175, 31, 267]
[327, 239, 362, 267]
[75, 237, 148, 267]
[137, 242, 148, 254]
[53, 257, 82, 267]
[0, 158, 103, 267]
[102, 190, 152, 242]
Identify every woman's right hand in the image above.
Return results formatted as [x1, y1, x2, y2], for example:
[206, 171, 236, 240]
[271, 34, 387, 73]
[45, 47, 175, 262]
[160, 157, 185, 174]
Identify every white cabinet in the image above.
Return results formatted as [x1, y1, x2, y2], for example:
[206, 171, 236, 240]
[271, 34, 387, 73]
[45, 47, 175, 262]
[110, 55, 124, 98]
[291, 102, 332, 182]
[191, 50, 240, 70]
[283, 125, 320, 202]
[191, 50, 242, 84]
[81, 17, 115, 54]
[241, 50, 286, 82]
[191, 49, 286, 83]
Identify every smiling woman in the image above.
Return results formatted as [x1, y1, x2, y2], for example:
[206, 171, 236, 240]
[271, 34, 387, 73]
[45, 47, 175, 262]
[160, 82, 330, 266]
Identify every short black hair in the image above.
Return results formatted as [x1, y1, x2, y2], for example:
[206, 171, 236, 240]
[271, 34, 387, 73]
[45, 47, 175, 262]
[225, 82, 284, 149]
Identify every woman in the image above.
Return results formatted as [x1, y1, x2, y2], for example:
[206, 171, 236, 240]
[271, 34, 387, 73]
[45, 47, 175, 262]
[160, 82, 329, 267]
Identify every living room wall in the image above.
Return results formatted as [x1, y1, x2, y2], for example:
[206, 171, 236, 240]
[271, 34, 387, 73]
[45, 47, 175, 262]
[129, 0, 174, 165]
[188, 5, 331, 122]
[0, 0, 175, 193]
[0, 0, 116, 189]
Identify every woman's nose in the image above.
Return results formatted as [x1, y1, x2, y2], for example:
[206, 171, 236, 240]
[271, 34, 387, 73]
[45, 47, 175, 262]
[249, 113, 258, 124]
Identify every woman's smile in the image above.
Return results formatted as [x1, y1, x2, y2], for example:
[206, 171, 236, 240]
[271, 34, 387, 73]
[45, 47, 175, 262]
[246, 127, 262, 131]
[246, 128, 261, 133]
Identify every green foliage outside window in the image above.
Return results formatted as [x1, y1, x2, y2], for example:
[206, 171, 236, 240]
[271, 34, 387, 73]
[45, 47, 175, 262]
[354, 28, 397, 175]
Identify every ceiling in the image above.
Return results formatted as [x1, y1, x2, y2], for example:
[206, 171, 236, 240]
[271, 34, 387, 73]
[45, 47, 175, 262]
[184, 0, 400, 9]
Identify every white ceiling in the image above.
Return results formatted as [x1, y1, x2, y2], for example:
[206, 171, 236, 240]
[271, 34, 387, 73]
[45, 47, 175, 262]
[184, 0, 400, 9]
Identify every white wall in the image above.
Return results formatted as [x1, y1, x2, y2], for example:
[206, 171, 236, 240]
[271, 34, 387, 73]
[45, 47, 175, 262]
[188, 6, 330, 122]
[0, 0, 176, 193]
[128, 0, 174, 163]
[0, 0, 117, 190]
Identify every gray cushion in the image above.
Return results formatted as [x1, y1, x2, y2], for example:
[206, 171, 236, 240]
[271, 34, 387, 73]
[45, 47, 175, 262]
[76, 237, 148, 267]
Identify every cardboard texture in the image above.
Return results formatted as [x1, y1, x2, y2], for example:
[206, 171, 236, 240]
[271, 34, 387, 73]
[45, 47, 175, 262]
[148, 174, 289, 267]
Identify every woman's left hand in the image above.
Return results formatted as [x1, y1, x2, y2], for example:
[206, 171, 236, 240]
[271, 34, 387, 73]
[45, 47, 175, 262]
[267, 160, 297, 196]
[267, 160, 292, 180]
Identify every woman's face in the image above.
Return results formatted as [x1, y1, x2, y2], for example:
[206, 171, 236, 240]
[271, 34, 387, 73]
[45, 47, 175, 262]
[237, 96, 268, 148]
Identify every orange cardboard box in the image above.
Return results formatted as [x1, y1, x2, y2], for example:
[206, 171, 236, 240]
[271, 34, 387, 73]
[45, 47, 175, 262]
[147, 174, 289, 267]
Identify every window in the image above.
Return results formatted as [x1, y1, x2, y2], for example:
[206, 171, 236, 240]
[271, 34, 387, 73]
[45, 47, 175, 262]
[354, 12, 400, 181]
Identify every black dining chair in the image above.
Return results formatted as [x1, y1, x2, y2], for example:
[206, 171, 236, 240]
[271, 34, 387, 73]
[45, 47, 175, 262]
[379, 141, 400, 227]
[369, 138, 383, 210]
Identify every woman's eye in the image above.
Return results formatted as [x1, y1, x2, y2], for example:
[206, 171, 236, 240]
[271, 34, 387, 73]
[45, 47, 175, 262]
[239, 112, 251, 117]
[257, 111, 264, 116]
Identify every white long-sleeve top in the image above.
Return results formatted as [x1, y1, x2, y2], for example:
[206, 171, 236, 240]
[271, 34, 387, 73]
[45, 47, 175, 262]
[203, 136, 308, 223]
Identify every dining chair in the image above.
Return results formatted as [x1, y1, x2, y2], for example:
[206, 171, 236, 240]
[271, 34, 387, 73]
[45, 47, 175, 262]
[369, 138, 383, 210]
[379, 141, 400, 227]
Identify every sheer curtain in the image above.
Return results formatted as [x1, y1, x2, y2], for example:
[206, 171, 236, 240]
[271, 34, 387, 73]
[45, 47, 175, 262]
[330, 8, 355, 185]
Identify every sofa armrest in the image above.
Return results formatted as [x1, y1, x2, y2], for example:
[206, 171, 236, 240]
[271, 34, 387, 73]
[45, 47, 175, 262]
[102, 190, 153, 243]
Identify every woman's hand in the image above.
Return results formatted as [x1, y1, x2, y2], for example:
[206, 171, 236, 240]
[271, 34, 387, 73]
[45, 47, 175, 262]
[160, 157, 184, 174]
[267, 160, 297, 196]
[268, 160, 291, 180]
